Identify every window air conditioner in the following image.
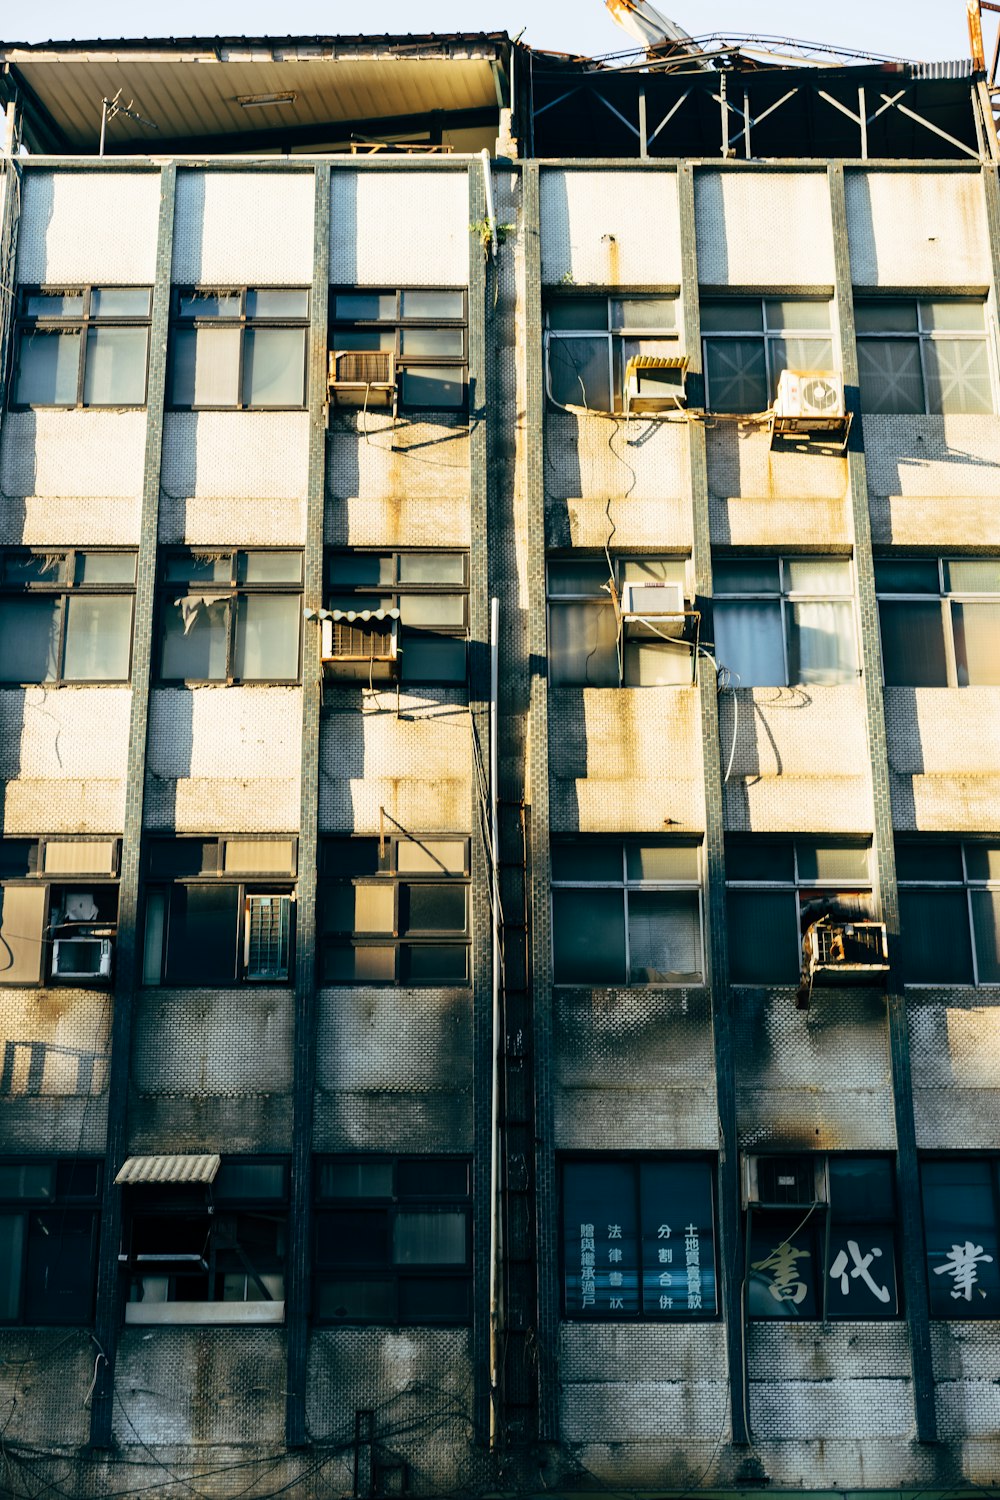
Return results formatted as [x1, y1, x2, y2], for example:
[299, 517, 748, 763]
[51, 937, 113, 980]
[623, 354, 688, 414]
[328, 350, 396, 409]
[806, 920, 889, 978]
[618, 580, 686, 640]
[774, 370, 845, 420]
[743, 1154, 828, 1208]
[321, 610, 400, 683]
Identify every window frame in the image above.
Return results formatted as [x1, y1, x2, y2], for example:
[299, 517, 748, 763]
[701, 296, 834, 414]
[546, 554, 694, 687]
[318, 834, 471, 987]
[550, 837, 705, 988]
[712, 554, 858, 688]
[0, 1156, 103, 1326]
[0, 836, 121, 987]
[920, 1155, 1000, 1319]
[313, 1154, 472, 1327]
[155, 548, 303, 685]
[325, 548, 469, 687]
[875, 556, 1000, 688]
[896, 838, 1000, 988]
[329, 287, 468, 414]
[855, 296, 993, 416]
[167, 285, 311, 412]
[543, 291, 681, 413]
[0, 548, 137, 687]
[141, 835, 298, 988]
[11, 285, 152, 411]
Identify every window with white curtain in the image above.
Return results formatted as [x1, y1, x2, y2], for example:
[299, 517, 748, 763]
[547, 556, 691, 687]
[856, 298, 992, 415]
[712, 556, 857, 687]
[157, 550, 302, 683]
[169, 288, 309, 409]
[0, 550, 135, 685]
[12, 287, 151, 408]
[876, 557, 1000, 687]
[701, 298, 833, 414]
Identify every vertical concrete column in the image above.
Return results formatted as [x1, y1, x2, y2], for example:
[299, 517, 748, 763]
[89, 162, 176, 1450]
[828, 162, 937, 1444]
[678, 162, 749, 1449]
[467, 159, 494, 1444]
[0, 155, 22, 418]
[285, 162, 330, 1450]
[522, 161, 559, 1440]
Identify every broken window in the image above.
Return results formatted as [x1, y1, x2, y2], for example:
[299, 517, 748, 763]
[157, 550, 302, 683]
[544, 294, 679, 411]
[921, 1159, 1000, 1318]
[547, 555, 692, 687]
[896, 840, 1000, 986]
[551, 840, 703, 986]
[0, 1158, 102, 1325]
[314, 1156, 471, 1325]
[856, 298, 991, 415]
[712, 556, 857, 687]
[326, 550, 468, 685]
[0, 550, 136, 685]
[876, 557, 1000, 687]
[702, 298, 833, 414]
[169, 287, 309, 409]
[0, 838, 120, 986]
[141, 837, 296, 986]
[12, 287, 151, 408]
[330, 289, 466, 410]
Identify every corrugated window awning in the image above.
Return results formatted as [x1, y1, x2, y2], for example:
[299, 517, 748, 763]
[626, 354, 690, 371]
[115, 1154, 221, 1186]
[329, 608, 400, 623]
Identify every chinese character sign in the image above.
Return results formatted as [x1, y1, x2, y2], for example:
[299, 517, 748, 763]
[922, 1159, 1000, 1319]
[563, 1163, 640, 1315]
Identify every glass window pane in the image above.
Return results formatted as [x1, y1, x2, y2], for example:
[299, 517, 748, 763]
[922, 1159, 1000, 1317]
[319, 1162, 394, 1199]
[726, 841, 794, 883]
[160, 596, 229, 680]
[213, 1163, 286, 1200]
[400, 637, 466, 683]
[15, 330, 80, 404]
[639, 1160, 717, 1316]
[620, 558, 686, 587]
[400, 291, 464, 320]
[551, 845, 622, 882]
[796, 844, 869, 882]
[784, 559, 852, 594]
[705, 338, 768, 414]
[223, 839, 295, 875]
[548, 561, 612, 597]
[164, 884, 240, 984]
[43, 840, 116, 876]
[396, 841, 466, 875]
[402, 884, 467, 935]
[164, 555, 232, 585]
[75, 552, 136, 585]
[0, 1163, 55, 1198]
[896, 841, 964, 883]
[623, 640, 692, 686]
[829, 1157, 895, 1221]
[321, 840, 383, 877]
[855, 301, 918, 334]
[612, 298, 677, 329]
[925, 339, 993, 415]
[713, 601, 784, 687]
[399, 366, 464, 408]
[826, 1222, 898, 1318]
[548, 601, 618, 687]
[324, 943, 396, 983]
[0, 597, 61, 682]
[858, 339, 923, 414]
[748, 1215, 819, 1318]
[178, 291, 242, 318]
[971, 889, 1000, 982]
[945, 560, 1000, 594]
[3, 555, 66, 585]
[142, 887, 166, 983]
[626, 844, 699, 882]
[0, 886, 46, 983]
[91, 287, 151, 317]
[239, 552, 302, 585]
[700, 300, 763, 333]
[147, 839, 218, 877]
[398, 1277, 469, 1323]
[233, 594, 300, 680]
[63, 595, 132, 681]
[952, 602, 1000, 686]
[765, 299, 831, 330]
[552, 889, 626, 985]
[770, 338, 834, 389]
[84, 326, 148, 405]
[392, 1210, 467, 1265]
[331, 329, 395, 352]
[334, 293, 396, 320]
[400, 328, 464, 356]
[246, 289, 309, 319]
[242, 327, 305, 407]
[965, 845, 1000, 881]
[875, 560, 940, 594]
[788, 601, 857, 685]
[0, 1215, 25, 1320]
[397, 553, 466, 586]
[403, 944, 468, 983]
[879, 601, 948, 687]
[547, 337, 610, 409]
[0, 842, 38, 879]
[921, 299, 986, 332]
[397, 1159, 469, 1197]
[727, 890, 800, 984]
[627, 890, 702, 983]
[324, 884, 394, 935]
[546, 298, 608, 331]
[25, 291, 84, 317]
[329, 554, 393, 588]
[170, 327, 240, 406]
[899, 889, 974, 984]
[316, 1276, 395, 1322]
[563, 1161, 640, 1316]
[713, 560, 780, 594]
[398, 594, 465, 628]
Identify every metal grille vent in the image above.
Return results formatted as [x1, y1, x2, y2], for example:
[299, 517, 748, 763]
[244, 894, 291, 981]
[331, 350, 394, 385]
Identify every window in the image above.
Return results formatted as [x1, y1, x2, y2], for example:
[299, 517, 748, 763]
[551, 840, 703, 986]
[122, 1157, 287, 1324]
[712, 556, 857, 687]
[876, 557, 1000, 688]
[726, 838, 875, 985]
[318, 835, 469, 986]
[0, 1158, 102, 1325]
[896, 840, 1000, 986]
[141, 837, 296, 986]
[748, 1154, 899, 1320]
[326, 551, 468, 685]
[169, 287, 309, 409]
[157, 550, 302, 683]
[547, 556, 692, 687]
[544, 294, 679, 411]
[856, 298, 992, 415]
[330, 290, 466, 411]
[562, 1157, 717, 1320]
[0, 838, 119, 986]
[12, 286, 151, 409]
[921, 1159, 1000, 1317]
[702, 298, 833, 414]
[314, 1156, 471, 1325]
[0, 550, 135, 685]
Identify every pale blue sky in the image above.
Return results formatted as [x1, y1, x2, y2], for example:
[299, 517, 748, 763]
[10, 0, 969, 62]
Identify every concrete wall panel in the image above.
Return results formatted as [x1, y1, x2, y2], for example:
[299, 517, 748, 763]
[846, 170, 990, 286]
[540, 168, 682, 285]
[330, 170, 470, 285]
[695, 169, 835, 286]
[16, 170, 161, 283]
[173, 170, 314, 284]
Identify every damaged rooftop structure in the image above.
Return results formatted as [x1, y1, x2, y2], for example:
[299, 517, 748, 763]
[4, 1, 1000, 1495]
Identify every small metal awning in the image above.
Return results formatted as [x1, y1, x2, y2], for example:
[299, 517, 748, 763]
[627, 354, 689, 372]
[329, 608, 400, 623]
[115, 1154, 221, 1186]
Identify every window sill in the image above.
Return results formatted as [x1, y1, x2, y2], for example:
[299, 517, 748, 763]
[125, 1300, 285, 1325]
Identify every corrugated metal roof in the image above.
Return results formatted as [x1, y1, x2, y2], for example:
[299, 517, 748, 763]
[908, 59, 976, 79]
[115, 1154, 221, 1185]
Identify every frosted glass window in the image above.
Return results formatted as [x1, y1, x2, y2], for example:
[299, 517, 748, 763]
[63, 595, 132, 680]
[15, 330, 80, 405]
[0, 886, 46, 984]
[393, 1211, 467, 1265]
[170, 327, 240, 406]
[399, 366, 464, 408]
[84, 326, 148, 405]
[241, 327, 305, 407]
[0, 598, 61, 682]
[223, 840, 296, 875]
[233, 594, 300, 679]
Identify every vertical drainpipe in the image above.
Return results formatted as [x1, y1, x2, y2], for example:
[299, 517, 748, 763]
[488, 594, 502, 1446]
[676, 160, 751, 1450]
[285, 160, 331, 1450]
[89, 160, 176, 1450]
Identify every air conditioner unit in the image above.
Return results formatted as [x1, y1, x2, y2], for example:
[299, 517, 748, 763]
[623, 354, 688, 413]
[775, 369, 845, 420]
[618, 580, 686, 639]
[806, 920, 889, 980]
[321, 610, 400, 683]
[51, 937, 113, 981]
[743, 1154, 828, 1209]
[328, 350, 396, 410]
